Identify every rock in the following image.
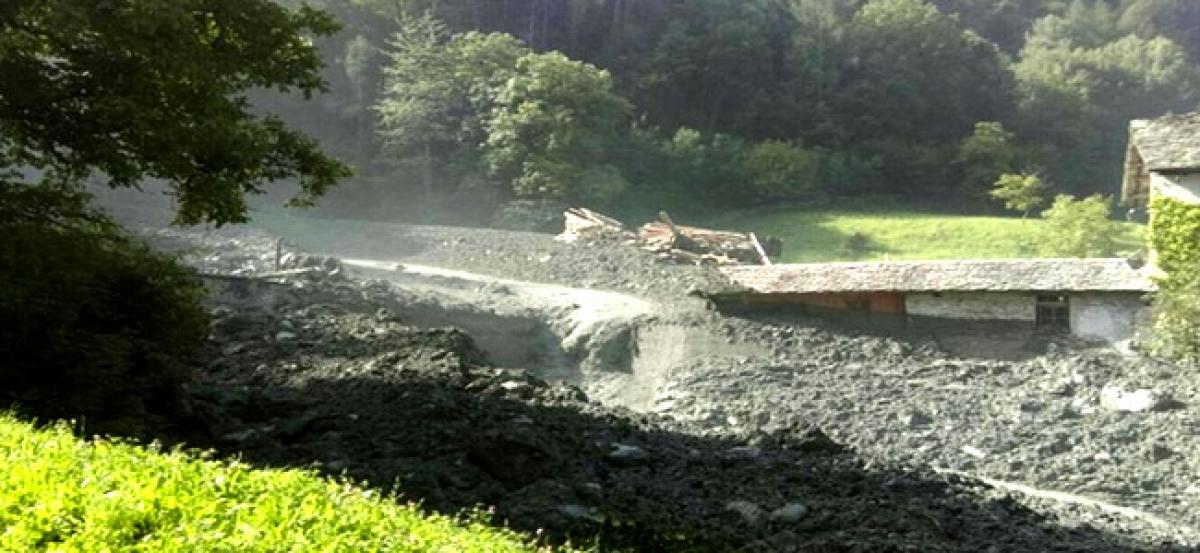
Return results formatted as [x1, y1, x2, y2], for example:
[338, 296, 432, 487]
[1099, 385, 1179, 413]
[904, 410, 933, 428]
[556, 504, 602, 523]
[276, 412, 319, 441]
[725, 500, 763, 525]
[606, 443, 650, 464]
[1148, 443, 1178, 463]
[576, 482, 603, 501]
[724, 446, 762, 461]
[499, 380, 528, 390]
[961, 445, 988, 459]
[220, 428, 260, 443]
[770, 503, 809, 523]
[323, 459, 349, 472]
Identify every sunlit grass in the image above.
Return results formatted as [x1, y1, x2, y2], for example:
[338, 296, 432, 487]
[0, 414, 555, 552]
[703, 205, 1146, 263]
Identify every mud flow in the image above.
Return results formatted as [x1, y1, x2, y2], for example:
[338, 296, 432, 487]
[343, 258, 759, 412]
[121, 216, 1200, 551]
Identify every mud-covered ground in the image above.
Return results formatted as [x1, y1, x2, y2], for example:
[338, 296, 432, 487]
[125, 214, 1200, 551]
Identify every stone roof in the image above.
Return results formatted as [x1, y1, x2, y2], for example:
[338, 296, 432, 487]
[718, 259, 1155, 295]
[1130, 113, 1200, 172]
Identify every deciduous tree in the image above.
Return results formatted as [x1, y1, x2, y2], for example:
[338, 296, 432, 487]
[990, 172, 1045, 218]
[0, 0, 352, 225]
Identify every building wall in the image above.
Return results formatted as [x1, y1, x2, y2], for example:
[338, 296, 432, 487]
[1070, 292, 1148, 343]
[712, 290, 1147, 344]
[1151, 172, 1200, 204]
[906, 292, 1035, 321]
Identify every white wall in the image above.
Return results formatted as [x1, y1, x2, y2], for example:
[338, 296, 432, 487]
[906, 291, 1147, 344]
[1151, 172, 1200, 204]
[1070, 293, 1148, 343]
[906, 292, 1035, 320]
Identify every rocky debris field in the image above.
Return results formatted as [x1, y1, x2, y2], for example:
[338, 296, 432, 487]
[133, 219, 1200, 551]
[654, 318, 1200, 544]
[251, 214, 736, 301]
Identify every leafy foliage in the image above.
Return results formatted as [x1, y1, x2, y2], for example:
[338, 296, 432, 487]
[1035, 194, 1122, 258]
[0, 1, 354, 433]
[990, 172, 1046, 217]
[376, 19, 631, 204]
[1145, 197, 1200, 362]
[1148, 196, 1200, 273]
[960, 122, 1019, 200]
[741, 140, 824, 201]
[0, 0, 352, 225]
[282, 0, 1200, 218]
[1145, 269, 1200, 365]
[0, 184, 207, 436]
[487, 53, 632, 203]
[1014, 7, 1198, 195]
[0, 415, 549, 552]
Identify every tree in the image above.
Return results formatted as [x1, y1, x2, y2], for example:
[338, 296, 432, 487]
[931, 0, 1052, 53]
[375, 16, 525, 197]
[1119, 0, 1200, 63]
[0, 0, 352, 225]
[741, 140, 823, 202]
[835, 0, 1014, 194]
[1014, 9, 1198, 195]
[1035, 194, 1122, 257]
[990, 172, 1045, 218]
[959, 122, 1018, 201]
[377, 22, 632, 204]
[486, 52, 632, 203]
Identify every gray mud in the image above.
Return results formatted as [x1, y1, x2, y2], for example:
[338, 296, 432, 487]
[121, 213, 1200, 551]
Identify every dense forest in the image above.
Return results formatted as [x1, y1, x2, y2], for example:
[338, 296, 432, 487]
[257, 0, 1200, 222]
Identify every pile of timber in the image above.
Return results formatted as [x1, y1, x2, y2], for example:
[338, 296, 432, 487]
[557, 207, 636, 244]
[556, 208, 773, 266]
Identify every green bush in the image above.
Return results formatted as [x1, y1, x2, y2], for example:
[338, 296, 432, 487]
[1145, 197, 1200, 362]
[740, 140, 823, 201]
[1035, 194, 1122, 257]
[1145, 269, 1200, 364]
[1148, 196, 1200, 273]
[0, 414, 549, 552]
[0, 183, 207, 436]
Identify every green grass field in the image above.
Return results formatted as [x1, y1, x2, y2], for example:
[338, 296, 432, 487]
[0, 414, 553, 552]
[701, 205, 1146, 264]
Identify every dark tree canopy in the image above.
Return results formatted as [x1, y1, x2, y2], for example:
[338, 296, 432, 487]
[0, 0, 352, 225]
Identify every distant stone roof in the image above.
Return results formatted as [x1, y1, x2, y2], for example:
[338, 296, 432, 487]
[717, 259, 1155, 295]
[1130, 113, 1200, 172]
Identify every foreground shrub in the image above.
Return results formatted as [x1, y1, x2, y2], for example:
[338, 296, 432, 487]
[0, 183, 207, 436]
[0, 414, 548, 552]
[1145, 269, 1200, 364]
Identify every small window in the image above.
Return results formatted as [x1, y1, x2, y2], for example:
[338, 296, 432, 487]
[1036, 294, 1070, 330]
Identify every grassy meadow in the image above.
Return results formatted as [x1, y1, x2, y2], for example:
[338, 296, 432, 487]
[700, 204, 1146, 264]
[0, 415, 553, 553]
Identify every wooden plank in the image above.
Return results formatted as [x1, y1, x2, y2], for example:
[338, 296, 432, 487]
[748, 232, 772, 266]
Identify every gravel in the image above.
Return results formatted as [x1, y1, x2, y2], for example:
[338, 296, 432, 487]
[122, 214, 1200, 550]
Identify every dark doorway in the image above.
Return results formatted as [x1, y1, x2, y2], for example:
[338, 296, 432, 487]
[1036, 294, 1070, 330]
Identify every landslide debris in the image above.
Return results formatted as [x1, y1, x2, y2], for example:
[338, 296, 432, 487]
[147, 225, 1189, 552]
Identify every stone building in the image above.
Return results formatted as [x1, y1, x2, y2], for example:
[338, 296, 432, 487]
[1123, 112, 1200, 209]
[708, 258, 1154, 343]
